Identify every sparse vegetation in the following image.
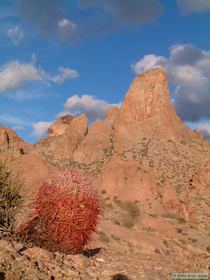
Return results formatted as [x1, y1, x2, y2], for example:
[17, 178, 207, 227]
[0, 160, 23, 237]
[111, 234, 120, 241]
[119, 201, 140, 228]
[154, 248, 161, 254]
[206, 246, 210, 253]
[99, 231, 110, 243]
[177, 217, 186, 224]
[162, 212, 179, 220]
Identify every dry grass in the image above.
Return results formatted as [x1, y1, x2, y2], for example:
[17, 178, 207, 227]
[111, 200, 140, 228]
[99, 231, 110, 243]
[0, 160, 23, 237]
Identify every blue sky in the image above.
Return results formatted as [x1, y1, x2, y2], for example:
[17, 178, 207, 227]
[0, 0, 210, 142]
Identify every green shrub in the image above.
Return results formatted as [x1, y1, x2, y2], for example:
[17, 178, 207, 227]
[0, 160, 23, 237]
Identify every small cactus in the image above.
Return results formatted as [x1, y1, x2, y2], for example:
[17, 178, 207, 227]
[17, 170, 100, 254]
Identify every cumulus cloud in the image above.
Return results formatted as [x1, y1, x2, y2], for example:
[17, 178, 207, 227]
[177, 0, 210, 14]
[195, 123, 210, 139]
[0, 60, 45, 92]
[58, 18, 78, 44]
[0, 58, 79, 93]
[59, 94, 120, 121]
[31, 121, 52, 138]
[7, 26, 25, 44]
[31, 95, 119, 139]
[132, 44, 210, 123]
[50, 66, 79, 84]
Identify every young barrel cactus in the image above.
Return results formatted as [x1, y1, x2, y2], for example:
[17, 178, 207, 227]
[17, 170, 100, 254]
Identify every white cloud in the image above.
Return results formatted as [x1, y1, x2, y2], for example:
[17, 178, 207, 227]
[0, 60, 45, 92]
[132, 44, 210, 122]
[58, 18, 78, 44]
[59, 94, 120, 121]
[0, 59, 79, 93]
[196, 123, 210, 139]
[58, 18, 77, 31]
[31, 95, 120, 139]
[132, 54, 166, 73]
[31, 121, 52, 139]
[7, 26, 25, 44]
[177, 0, 210, 14]
[51, 66, 79, 84]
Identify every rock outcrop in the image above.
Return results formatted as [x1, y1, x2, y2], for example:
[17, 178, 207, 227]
[37, 114, 88, 160]
[48, 115, 73, 137]
[59, 68, 194, 162]
[94, 156, 158, 201]
[0, 125, 9, 148]
[0, 125, 27, 153]
[112, 68, 192, 151]
[1, 68, 210, 279]
[73, 119, 113, 164]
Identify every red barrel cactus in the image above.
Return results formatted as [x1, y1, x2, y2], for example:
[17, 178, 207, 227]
[17, 170, 100, 254]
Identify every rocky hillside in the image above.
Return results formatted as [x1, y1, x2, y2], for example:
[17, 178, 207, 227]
[0, 68, 210, 279]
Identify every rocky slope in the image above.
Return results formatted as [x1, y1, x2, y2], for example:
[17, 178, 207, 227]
[0, 68, 210, 279]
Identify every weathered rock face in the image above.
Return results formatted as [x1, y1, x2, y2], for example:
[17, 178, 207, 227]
[35, 68, 195, 162]
[48, 115, 73, 137]
[95, 156, 158, 201]
[73, 119, 113, 164]
[161, 183, 194, 221]
[13, 152, 52, 198]
[37, 114, 88, 160]
[113, 68, 192, 151]
[65, 113, 89, 155]
[0, 125, 9, 148]
[0, 125, 26, 152]
[105, 106, 120, 124]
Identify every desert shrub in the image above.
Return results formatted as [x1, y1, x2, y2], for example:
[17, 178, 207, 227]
[17, 169, 100, 254]
[206, 246, 210, 253]
[110, 200, 140, 228]
[0, 160, 23, 237]
[120, 201, 140, 228]
[98, 231, 110, 243]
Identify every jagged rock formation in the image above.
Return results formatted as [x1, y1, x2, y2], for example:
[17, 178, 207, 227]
[37, 68, 195, 164]
[1, 68, 210, 279]
[113, 68, 193, 152]
[40, 68, 194, 163]
[0, 125, 28, 153]
[37, 114, 88, 160]
[48, 114, 73, 137]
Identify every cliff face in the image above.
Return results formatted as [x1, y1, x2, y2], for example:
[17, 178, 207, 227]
[0, 69, 206, 210]
[1, 69, 210, 276]
[112, 68, 192, 151]
[0, 125, 26, 152]
[39, 68, 193, 163]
